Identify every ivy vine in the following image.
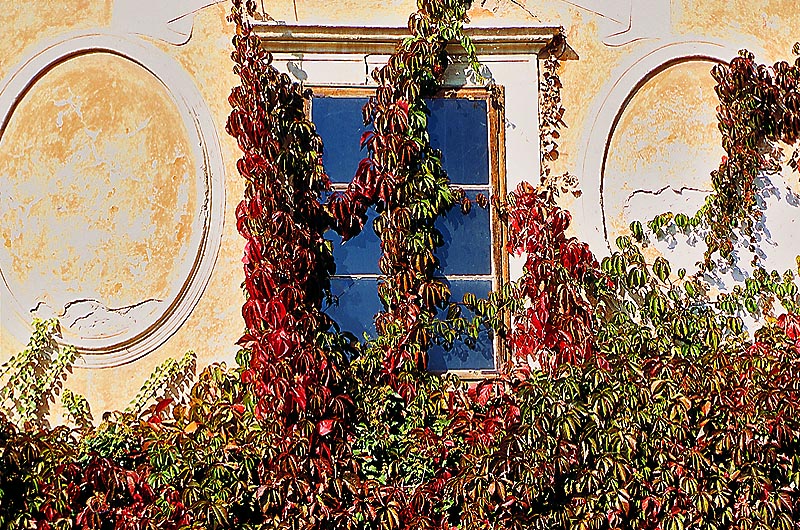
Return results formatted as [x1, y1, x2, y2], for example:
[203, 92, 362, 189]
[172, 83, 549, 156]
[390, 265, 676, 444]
[650, 45, 800, 270]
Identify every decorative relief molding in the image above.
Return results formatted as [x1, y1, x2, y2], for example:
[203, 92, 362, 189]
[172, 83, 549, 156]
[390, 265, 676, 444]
[111, 0, 226, 46]
[573, 39, 740, 254]
[562, 0, 671, 46]
[0, 31, 225, 368]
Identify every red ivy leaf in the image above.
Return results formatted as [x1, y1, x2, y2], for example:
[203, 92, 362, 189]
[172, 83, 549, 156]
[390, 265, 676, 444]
[154, 398, 173, 415]
[318, 418, 335, 436]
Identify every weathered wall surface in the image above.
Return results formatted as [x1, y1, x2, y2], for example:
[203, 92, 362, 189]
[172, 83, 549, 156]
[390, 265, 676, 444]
[0, 0, 797, 419]
[0, 2, 241, 416]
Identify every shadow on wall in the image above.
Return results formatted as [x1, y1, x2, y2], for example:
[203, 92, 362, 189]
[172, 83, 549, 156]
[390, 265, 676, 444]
[626, 172, 800, 292]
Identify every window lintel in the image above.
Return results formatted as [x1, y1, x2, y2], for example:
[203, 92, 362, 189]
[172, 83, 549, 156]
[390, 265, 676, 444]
[251, 23, 577, 59]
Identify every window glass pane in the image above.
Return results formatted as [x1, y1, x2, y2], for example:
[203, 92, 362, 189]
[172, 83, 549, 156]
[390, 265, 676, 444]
[426, 98, 489, 185]
[326, 278, 495, 371]
[428, 279, 494, 371]
[327, 206, 381, 275]
[312, 96, 370, 183]
[435, 190, 492, 275]
[318, 188, 493, 278]
[323, 191, 493, 277]
[313, 96, 490, 186]
[324, 277, 380, 338]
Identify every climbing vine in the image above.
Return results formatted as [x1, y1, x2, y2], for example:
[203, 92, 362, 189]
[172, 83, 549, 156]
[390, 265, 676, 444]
[650, 45, 800, 269]
[0, 319, 79, 430]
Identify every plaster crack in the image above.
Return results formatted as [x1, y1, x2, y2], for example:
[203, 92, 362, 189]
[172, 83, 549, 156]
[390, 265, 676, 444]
[54, 89, 84, 129]
[70, 309, 99, 328]
[29, 300, 48, 314]
[480, 0, 541, 21]
[623, 185, 711, 225]
[555, 0, 627, 25]
[626, 184, 711, 201]
[31, 297, 164, 328]
[113, 298, 164, 316]
[60, 298, 102, 314]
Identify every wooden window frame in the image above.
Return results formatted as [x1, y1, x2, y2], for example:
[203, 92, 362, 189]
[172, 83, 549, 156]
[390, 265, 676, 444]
[309, 85, 508, 380]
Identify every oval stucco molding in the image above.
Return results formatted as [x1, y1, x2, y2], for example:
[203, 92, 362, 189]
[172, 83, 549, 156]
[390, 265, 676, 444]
[0, 31, 225, 368]
[573, 39, 740, 255]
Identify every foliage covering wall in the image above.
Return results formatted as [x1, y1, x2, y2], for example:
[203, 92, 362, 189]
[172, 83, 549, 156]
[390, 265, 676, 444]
[2, 1, 800, 529]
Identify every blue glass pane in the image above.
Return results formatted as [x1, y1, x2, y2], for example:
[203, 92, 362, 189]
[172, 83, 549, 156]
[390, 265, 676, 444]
[435, 190, 492, 275]
[312, 97, 370, 183]
[426, 98, 489, 185]
[313, 96, 489, 185]
[323, 188, 492, 277]
[325, 277, 381, 339]
[326, 278, 495, 370]
[327, 206, 382, 275]
[429, 279, 495, 371]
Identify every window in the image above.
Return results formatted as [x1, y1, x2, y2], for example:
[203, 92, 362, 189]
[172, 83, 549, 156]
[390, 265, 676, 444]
[311, 87, 507, 375]
[255, 23, 570, 374]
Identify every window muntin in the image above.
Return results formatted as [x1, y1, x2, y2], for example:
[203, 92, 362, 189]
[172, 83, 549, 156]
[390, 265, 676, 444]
[311, 87, 507, 375]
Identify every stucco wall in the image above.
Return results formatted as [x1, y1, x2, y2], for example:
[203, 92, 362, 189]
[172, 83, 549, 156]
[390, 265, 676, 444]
[1, 0, 797, 420]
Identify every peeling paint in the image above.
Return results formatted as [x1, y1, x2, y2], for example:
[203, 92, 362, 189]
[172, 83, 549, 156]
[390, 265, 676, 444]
[30, 297, 163, 335]
[0, 52, 199, 343]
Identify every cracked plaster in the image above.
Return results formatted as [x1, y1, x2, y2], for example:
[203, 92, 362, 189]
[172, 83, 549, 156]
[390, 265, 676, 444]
[1, 52, 197, 346]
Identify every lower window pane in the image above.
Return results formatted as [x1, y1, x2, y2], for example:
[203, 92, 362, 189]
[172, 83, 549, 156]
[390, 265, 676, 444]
[435, 189, 492, 275]
[325, 278, 495, 372]
[429, 279, 495, 372]
[325, 277, 381, 339]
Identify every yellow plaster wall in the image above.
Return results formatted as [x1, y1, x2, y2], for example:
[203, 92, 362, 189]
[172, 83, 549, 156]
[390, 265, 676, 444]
[0, 0, 797, 420]
[2, 53, 196, 313]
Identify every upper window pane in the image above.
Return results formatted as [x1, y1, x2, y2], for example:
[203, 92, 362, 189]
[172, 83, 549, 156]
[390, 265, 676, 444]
[313, 95, 490, 185]
[327, 205, 381, 275]
[427, 98, 489, 185]
[312, 96, 371, 183]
